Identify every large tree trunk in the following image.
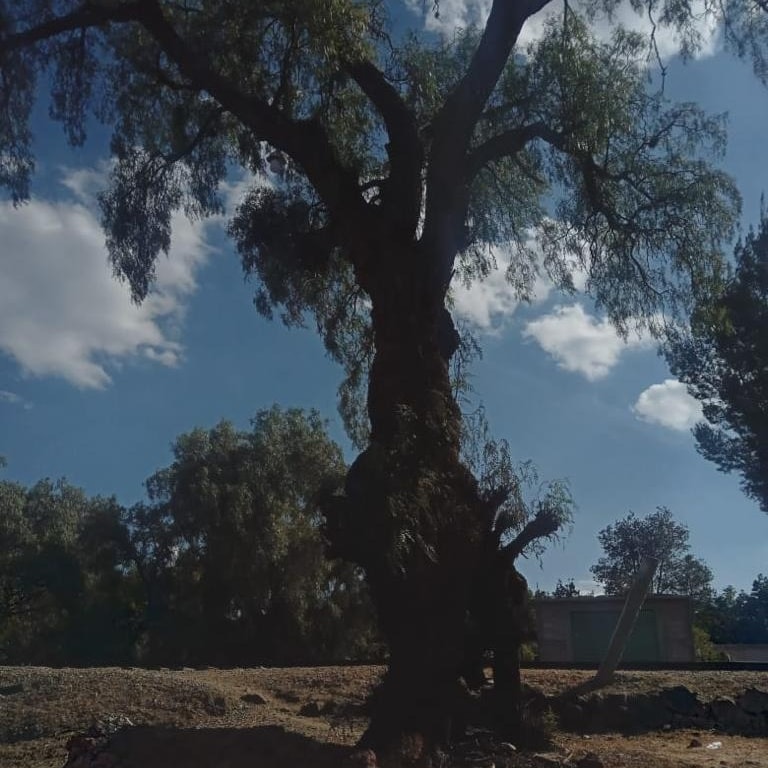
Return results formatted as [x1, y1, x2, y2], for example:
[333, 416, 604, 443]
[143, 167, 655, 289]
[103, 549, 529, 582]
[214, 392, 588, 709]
[322, 251, 531, 762]
[324, 257, 488, 760]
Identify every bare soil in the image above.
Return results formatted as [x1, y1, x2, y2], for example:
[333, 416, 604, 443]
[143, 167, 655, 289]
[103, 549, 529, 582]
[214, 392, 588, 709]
[0, 665, 766, 768]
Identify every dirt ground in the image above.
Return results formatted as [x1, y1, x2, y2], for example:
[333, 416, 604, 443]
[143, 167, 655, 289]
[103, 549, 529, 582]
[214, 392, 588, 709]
[1, 665, 767, 768]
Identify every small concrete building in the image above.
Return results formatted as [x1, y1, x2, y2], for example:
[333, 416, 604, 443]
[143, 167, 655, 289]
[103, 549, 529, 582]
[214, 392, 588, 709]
[533, 595, 694, 663]
[714, 644, 768, 662]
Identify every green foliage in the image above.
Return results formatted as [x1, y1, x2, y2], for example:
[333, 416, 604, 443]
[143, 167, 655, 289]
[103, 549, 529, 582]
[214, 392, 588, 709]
[134, 407, 379, 665]
[699, 576, 768, 645]
[0, 477, 142, 664]
[0, 407, 381, 666]
[666, 209, 768, 514]
[460, 404, 575, 559]
[692, 623, 727, 662]
[0, 1, 745, 446]
[590, 506, 713, 601]
[589, 1, 768, 83]
[552, 578, 580, 597]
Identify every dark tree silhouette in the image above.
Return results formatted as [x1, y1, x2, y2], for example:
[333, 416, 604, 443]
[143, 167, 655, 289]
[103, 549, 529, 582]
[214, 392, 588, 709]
[666, 211, 768, 514]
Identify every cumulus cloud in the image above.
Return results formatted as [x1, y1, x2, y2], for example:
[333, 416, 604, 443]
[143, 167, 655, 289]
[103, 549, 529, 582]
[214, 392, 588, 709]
[522, 303, 651, 380]
[406, 0, 720, 61]
[632, 378, 703, 431]
[0, 168, 214, 389]
[451, 244, 552, 332]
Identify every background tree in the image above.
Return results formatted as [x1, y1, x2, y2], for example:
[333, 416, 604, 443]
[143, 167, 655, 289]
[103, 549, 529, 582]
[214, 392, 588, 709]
[130, 407, 379, 666]
[699, 575, 768, 646]
[0, 0, 745, 755]
[590, 507, 713, 602]
[666, 211, 768, 514]
[0, 477, 143, 664]
[0, 407, 381, 666]
[552, 578, 581, 598]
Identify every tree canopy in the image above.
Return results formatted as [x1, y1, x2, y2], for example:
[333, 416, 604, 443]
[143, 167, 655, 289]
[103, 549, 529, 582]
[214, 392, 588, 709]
[666, 211, 768, 514]
[0, 2, 743, 426]
[590, 506, 713, 601]
[0, 407, 382, 666]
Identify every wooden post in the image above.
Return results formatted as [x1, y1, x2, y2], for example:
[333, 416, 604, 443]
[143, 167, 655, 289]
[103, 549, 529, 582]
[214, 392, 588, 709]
[592, 557, 659, 687]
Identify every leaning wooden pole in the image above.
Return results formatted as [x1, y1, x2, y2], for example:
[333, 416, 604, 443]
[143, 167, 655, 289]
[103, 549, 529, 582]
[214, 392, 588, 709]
[591, 557, 660, 688]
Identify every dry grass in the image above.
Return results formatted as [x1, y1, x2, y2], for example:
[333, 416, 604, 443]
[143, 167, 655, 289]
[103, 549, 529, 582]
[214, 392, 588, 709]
[0, 665, 766, 768]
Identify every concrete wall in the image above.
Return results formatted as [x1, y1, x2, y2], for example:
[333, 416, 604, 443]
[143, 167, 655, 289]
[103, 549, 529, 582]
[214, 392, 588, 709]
[714, 644, 768, 662]
[533, 595, 694, 663]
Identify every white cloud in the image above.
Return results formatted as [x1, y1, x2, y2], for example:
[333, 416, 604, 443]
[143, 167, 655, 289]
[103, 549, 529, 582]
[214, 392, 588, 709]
[407, 0, 720, 61]
[522, 303, 650, 380]
[451, 244, 552, 331]
[575, 578, 604, 596]
[0, 169, 214, 389]
[632, 378, 703, 431]
[0, 390, 32, 410]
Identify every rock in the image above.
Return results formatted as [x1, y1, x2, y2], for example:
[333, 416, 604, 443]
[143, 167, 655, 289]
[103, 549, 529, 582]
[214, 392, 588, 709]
[0, 683, 24, 696]
[241, 692, 268, 705]
[577, 752, 604, 768]
[710, 696, 761, 734]
[299, 701, 322, 717]
[626, 694, 668, 730]
[203, 694, 227, 716]
[738, 688, 768, 715]
[660, 686, 703, 717]
[688, 738, 703, 748]
[321, 699, 339, 714]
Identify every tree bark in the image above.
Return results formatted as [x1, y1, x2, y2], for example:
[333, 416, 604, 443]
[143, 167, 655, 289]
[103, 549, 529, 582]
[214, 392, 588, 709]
[322, 244, 542, 761]
[322, 252, 492, 760]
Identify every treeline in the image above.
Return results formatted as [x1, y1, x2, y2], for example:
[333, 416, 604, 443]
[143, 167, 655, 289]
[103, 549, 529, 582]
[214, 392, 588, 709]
[0, 407, 381, 667]
[699, 577, 768, 645]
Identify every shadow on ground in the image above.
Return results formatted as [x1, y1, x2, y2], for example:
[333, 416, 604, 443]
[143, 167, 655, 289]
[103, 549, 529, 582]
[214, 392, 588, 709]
[106, 724, 350, 768]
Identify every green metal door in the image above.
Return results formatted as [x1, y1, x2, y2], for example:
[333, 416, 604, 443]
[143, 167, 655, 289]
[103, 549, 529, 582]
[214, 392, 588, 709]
[570, 609, 660, 662]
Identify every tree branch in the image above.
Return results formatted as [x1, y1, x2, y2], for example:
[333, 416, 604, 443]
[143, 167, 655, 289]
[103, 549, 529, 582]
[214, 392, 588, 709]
[0, 1, 145, 52]
[133, 1, 370, 240]
[3, 1, 372, 253]
[347, 60, 423, 234]
[422, 0, 555, 287]
[501, 507, 562, 563]
[465, 121, 549, 181]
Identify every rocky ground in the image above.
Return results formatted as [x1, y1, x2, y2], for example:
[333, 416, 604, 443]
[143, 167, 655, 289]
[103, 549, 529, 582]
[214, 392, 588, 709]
[1, 666, 767, 768]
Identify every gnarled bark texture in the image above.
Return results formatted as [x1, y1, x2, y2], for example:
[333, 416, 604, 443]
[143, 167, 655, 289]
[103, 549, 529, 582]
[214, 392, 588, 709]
[323, 249, 530, 761]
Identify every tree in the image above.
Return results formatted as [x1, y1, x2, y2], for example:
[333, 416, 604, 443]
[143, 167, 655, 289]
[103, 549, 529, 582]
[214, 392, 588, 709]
[553, 578, 581, 597]
[0, 0, 746, 756]
[590, 507, 713, 602]
[129, 407, 379, 666]
[666, 211, 768, 514]
[0, 477, 142, 664]
[701, 575, 768, 645]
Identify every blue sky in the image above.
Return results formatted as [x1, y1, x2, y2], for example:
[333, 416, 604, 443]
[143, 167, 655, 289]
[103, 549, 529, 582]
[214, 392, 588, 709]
[1, 1, 767, 594]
